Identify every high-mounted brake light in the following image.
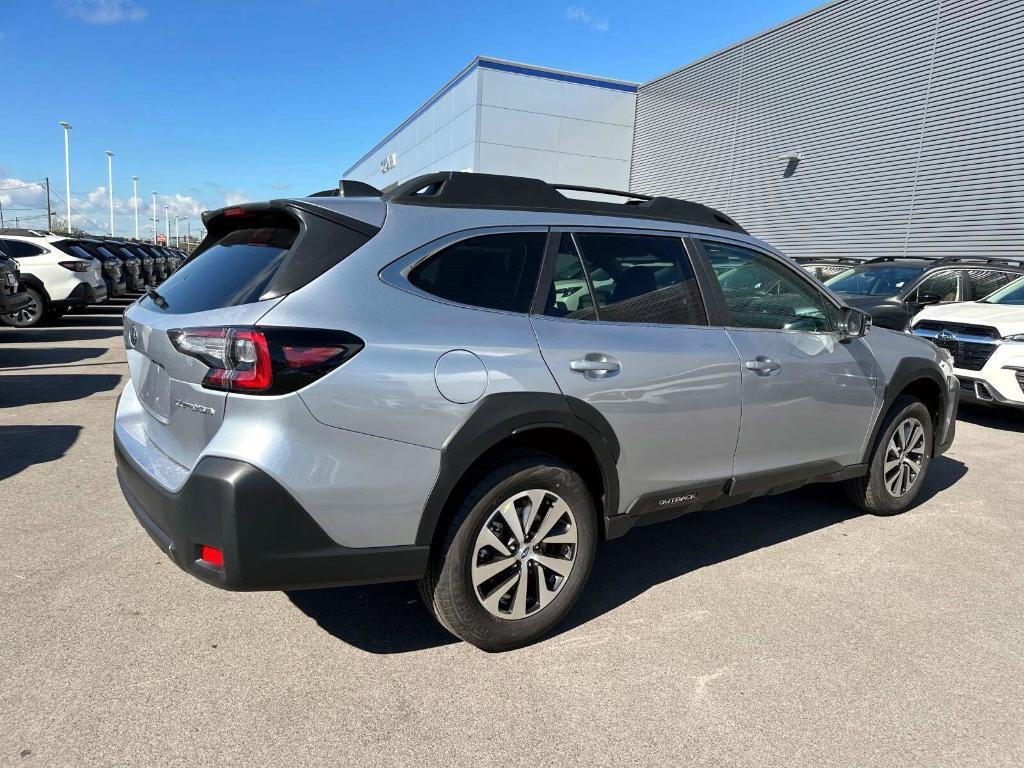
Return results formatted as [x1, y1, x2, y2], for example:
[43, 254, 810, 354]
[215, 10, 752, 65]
[223, 207, 249, 217]
[167, 327, 364, 395]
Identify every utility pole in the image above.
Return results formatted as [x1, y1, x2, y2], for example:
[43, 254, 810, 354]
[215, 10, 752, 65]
[45, 177, 53, 231]
[0, 199, 5, 228]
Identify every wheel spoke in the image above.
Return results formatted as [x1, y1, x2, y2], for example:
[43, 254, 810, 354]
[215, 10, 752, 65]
[534, 553, 572, 578]
[540, 529, 575, 545]
[480, 571, 519, 614]
[498, 501, 525, 545]
[477, 525, 512, 557]
[532, 500, 570, 544]
[509, 566, 529, 619]
[535, 566, 555, 610]
[521, 490, 548, 540]
[472, 555, 516, 587]
[884, 457, 901, 473]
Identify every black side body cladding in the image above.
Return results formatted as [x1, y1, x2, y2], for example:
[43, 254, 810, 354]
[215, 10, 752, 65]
[115, 435, 428, 591]
[415, 392, 621, 547]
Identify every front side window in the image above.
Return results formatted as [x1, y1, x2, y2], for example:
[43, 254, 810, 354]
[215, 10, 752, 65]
[409, 232, 545, 313]
[914, 270, 960, 303]
[543, 232, 706, 326]
[967, 269, 1017, 301]
[825, 265, 926, 296]
[703, 241, 836, 332]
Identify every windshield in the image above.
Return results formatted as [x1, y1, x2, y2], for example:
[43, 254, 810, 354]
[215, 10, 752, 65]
[825, 265, 925, 295]
[981, 275, 1024, 305]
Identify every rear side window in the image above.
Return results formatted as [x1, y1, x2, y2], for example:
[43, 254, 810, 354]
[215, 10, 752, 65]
[152, 224, 298, 313]
[544, 232, 707, 326]
[0, 239, 45, 259]
[409, 232, 545, 313]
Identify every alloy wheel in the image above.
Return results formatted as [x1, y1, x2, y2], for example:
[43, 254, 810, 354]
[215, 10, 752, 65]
[470, 489, 578, 620]
[884, 417, 926, 497]
[7, 293, 42, 327]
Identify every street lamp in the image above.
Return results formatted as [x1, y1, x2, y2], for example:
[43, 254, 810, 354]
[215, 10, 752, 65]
[151, 191, 157, 242]
[131, 176, 139, 239]
[58, 122, 72, 231]
[164, 205, 170, 247]
[105, 151, 114, 235]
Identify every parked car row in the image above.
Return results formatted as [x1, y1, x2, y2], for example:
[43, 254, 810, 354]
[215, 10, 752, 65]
[795, 253, 1024, 412]
[0, 228, 186, 327]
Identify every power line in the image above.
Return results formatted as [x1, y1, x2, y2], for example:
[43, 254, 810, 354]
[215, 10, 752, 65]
[0, 181, 46, 191]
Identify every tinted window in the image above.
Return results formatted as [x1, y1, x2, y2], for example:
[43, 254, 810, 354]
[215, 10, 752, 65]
[704, 241, 836, 332]
[981, 275, 1024, 305]
[825, 265, 925, 295]
[149, 224, 298, 313]
[409, 232, 545, 313]
[542, 235, 596, 320]
[547, 233, 706, 325]
[967, 269, 1017, 300]
[0, 239, 45, 259]
[914, 270, 959, 302]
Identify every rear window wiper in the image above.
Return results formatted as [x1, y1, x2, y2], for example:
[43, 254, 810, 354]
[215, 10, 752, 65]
[145, 285, 169, 309]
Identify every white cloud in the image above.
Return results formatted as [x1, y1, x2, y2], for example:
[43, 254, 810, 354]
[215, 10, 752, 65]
[565, 5, 609, 32]
[57, 0, 147, 25]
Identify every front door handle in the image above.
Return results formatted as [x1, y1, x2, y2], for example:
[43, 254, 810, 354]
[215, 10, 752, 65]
[744, 356, 781, 376]
[570, 353, 621, 380]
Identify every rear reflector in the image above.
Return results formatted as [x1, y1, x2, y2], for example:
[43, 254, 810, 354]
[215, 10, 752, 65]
[167, 326, 364, 395]
[200, 545, 224, 567]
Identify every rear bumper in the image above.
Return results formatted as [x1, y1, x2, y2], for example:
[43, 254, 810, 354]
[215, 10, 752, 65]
[0, 287, 32, 314]
[105, 277, 127, 297]
[57, 280, 108, 308]
[114, 433, 429, 591]
[126, 272, 145, 291]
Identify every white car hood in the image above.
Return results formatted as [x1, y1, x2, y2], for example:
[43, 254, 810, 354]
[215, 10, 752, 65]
[914, 302, 1024, 337]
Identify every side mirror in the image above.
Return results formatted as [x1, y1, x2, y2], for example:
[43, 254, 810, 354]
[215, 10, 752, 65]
[840, 307, 871, 339]
[916, 291, 943, 306]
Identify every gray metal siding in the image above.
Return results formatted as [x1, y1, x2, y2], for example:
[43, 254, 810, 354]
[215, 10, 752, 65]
[631, 0, 1024, 259]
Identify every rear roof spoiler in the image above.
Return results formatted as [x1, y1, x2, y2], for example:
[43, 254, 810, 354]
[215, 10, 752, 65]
[307, 180, 383, 198]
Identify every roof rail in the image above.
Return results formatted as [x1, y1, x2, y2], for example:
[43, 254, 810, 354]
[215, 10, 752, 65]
[384, 172, 747, 233]
[791, 255, 874, 264]
[933, 255, 1024, 267]
[865, 255, 945, 263]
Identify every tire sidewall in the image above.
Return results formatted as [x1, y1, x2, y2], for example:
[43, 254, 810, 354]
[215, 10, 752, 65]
[869, 399, 933, 514]
[435, 458, 597, 651]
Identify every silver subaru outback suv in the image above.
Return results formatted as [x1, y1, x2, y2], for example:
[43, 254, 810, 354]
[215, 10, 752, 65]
[115, 172, 958, 651]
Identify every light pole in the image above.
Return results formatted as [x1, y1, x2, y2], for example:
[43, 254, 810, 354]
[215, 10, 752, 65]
[164, 205, 170, 246]
[131, 176, 139, 239]
[105, 151, 114, 235]
[58, 122, 72, 232]
[151, 191, 157, 242]
[174, 216, 180, 247]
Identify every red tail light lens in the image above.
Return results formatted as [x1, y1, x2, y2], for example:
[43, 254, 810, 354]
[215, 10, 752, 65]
[167, 326, 363, 395]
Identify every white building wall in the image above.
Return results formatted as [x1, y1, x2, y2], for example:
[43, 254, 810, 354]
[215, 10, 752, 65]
[344, 59, 638, 192]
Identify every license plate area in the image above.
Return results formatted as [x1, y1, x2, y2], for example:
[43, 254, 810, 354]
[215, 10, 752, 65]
[136, 357, 171, 422]
[3, 272, 16, 287]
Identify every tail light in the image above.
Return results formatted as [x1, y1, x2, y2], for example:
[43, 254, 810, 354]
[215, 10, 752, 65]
[167, 326, 363, 394]
[58, 260, 91, 272]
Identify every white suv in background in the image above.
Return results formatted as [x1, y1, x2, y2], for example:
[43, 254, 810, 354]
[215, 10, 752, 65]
[912, 275, 1024, 410]
[0, 229, 107, 327]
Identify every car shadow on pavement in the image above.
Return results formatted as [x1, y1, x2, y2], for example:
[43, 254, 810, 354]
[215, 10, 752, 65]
[287, 455, 967, 654]
[0, 424, 82, 480]
[54, 314, 125, 327]
[0, 346, 107, 369]
[957, 403, 1024, 433]
[0, 373, 122, 408]
[0, 327, 122, 343]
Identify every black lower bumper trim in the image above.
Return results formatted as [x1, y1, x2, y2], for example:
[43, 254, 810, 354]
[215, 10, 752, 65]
[114, 435, 429, 591]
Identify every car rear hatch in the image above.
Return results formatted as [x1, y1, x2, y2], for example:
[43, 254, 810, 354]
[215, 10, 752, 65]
[121, 200, 381, 472]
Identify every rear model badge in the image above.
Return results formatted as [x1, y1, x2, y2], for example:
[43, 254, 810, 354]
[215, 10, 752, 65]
[174, 399, 216, 416]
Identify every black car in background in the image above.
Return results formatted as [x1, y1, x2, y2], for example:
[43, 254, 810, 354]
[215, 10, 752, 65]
[0, 248, 32, 318]
[65, 239, 127, 297]
[795, 255, 1024, 329]
[94, 238, 145, 291]
[119, 243, 159, 285]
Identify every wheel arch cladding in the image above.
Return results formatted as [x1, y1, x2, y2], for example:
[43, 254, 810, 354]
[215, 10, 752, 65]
[415, 392, 620, 549]
[866, 358, 949, 462]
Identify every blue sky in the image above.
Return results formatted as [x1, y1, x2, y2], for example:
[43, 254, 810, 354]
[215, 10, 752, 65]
[1, 0, 820, 236]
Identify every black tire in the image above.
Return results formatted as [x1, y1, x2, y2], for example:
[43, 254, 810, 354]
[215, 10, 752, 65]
[419, 453, 598, 652]
[1, 286, 47, 328]
[845, 395, 933, 515]
[45, 305, 67, 320]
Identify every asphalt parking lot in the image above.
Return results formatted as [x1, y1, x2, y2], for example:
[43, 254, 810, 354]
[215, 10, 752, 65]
[1, 299, 1022, 767]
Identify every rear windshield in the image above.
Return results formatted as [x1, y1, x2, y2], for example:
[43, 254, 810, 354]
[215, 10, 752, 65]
[147, 225, 297, 313]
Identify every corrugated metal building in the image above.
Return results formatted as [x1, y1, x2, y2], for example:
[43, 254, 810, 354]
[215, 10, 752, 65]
[630, 0, 1024, 258]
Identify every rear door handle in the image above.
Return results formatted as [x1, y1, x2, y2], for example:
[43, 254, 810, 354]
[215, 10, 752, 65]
[744, 356, 781, 376]
[570, 353, 621, 380]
